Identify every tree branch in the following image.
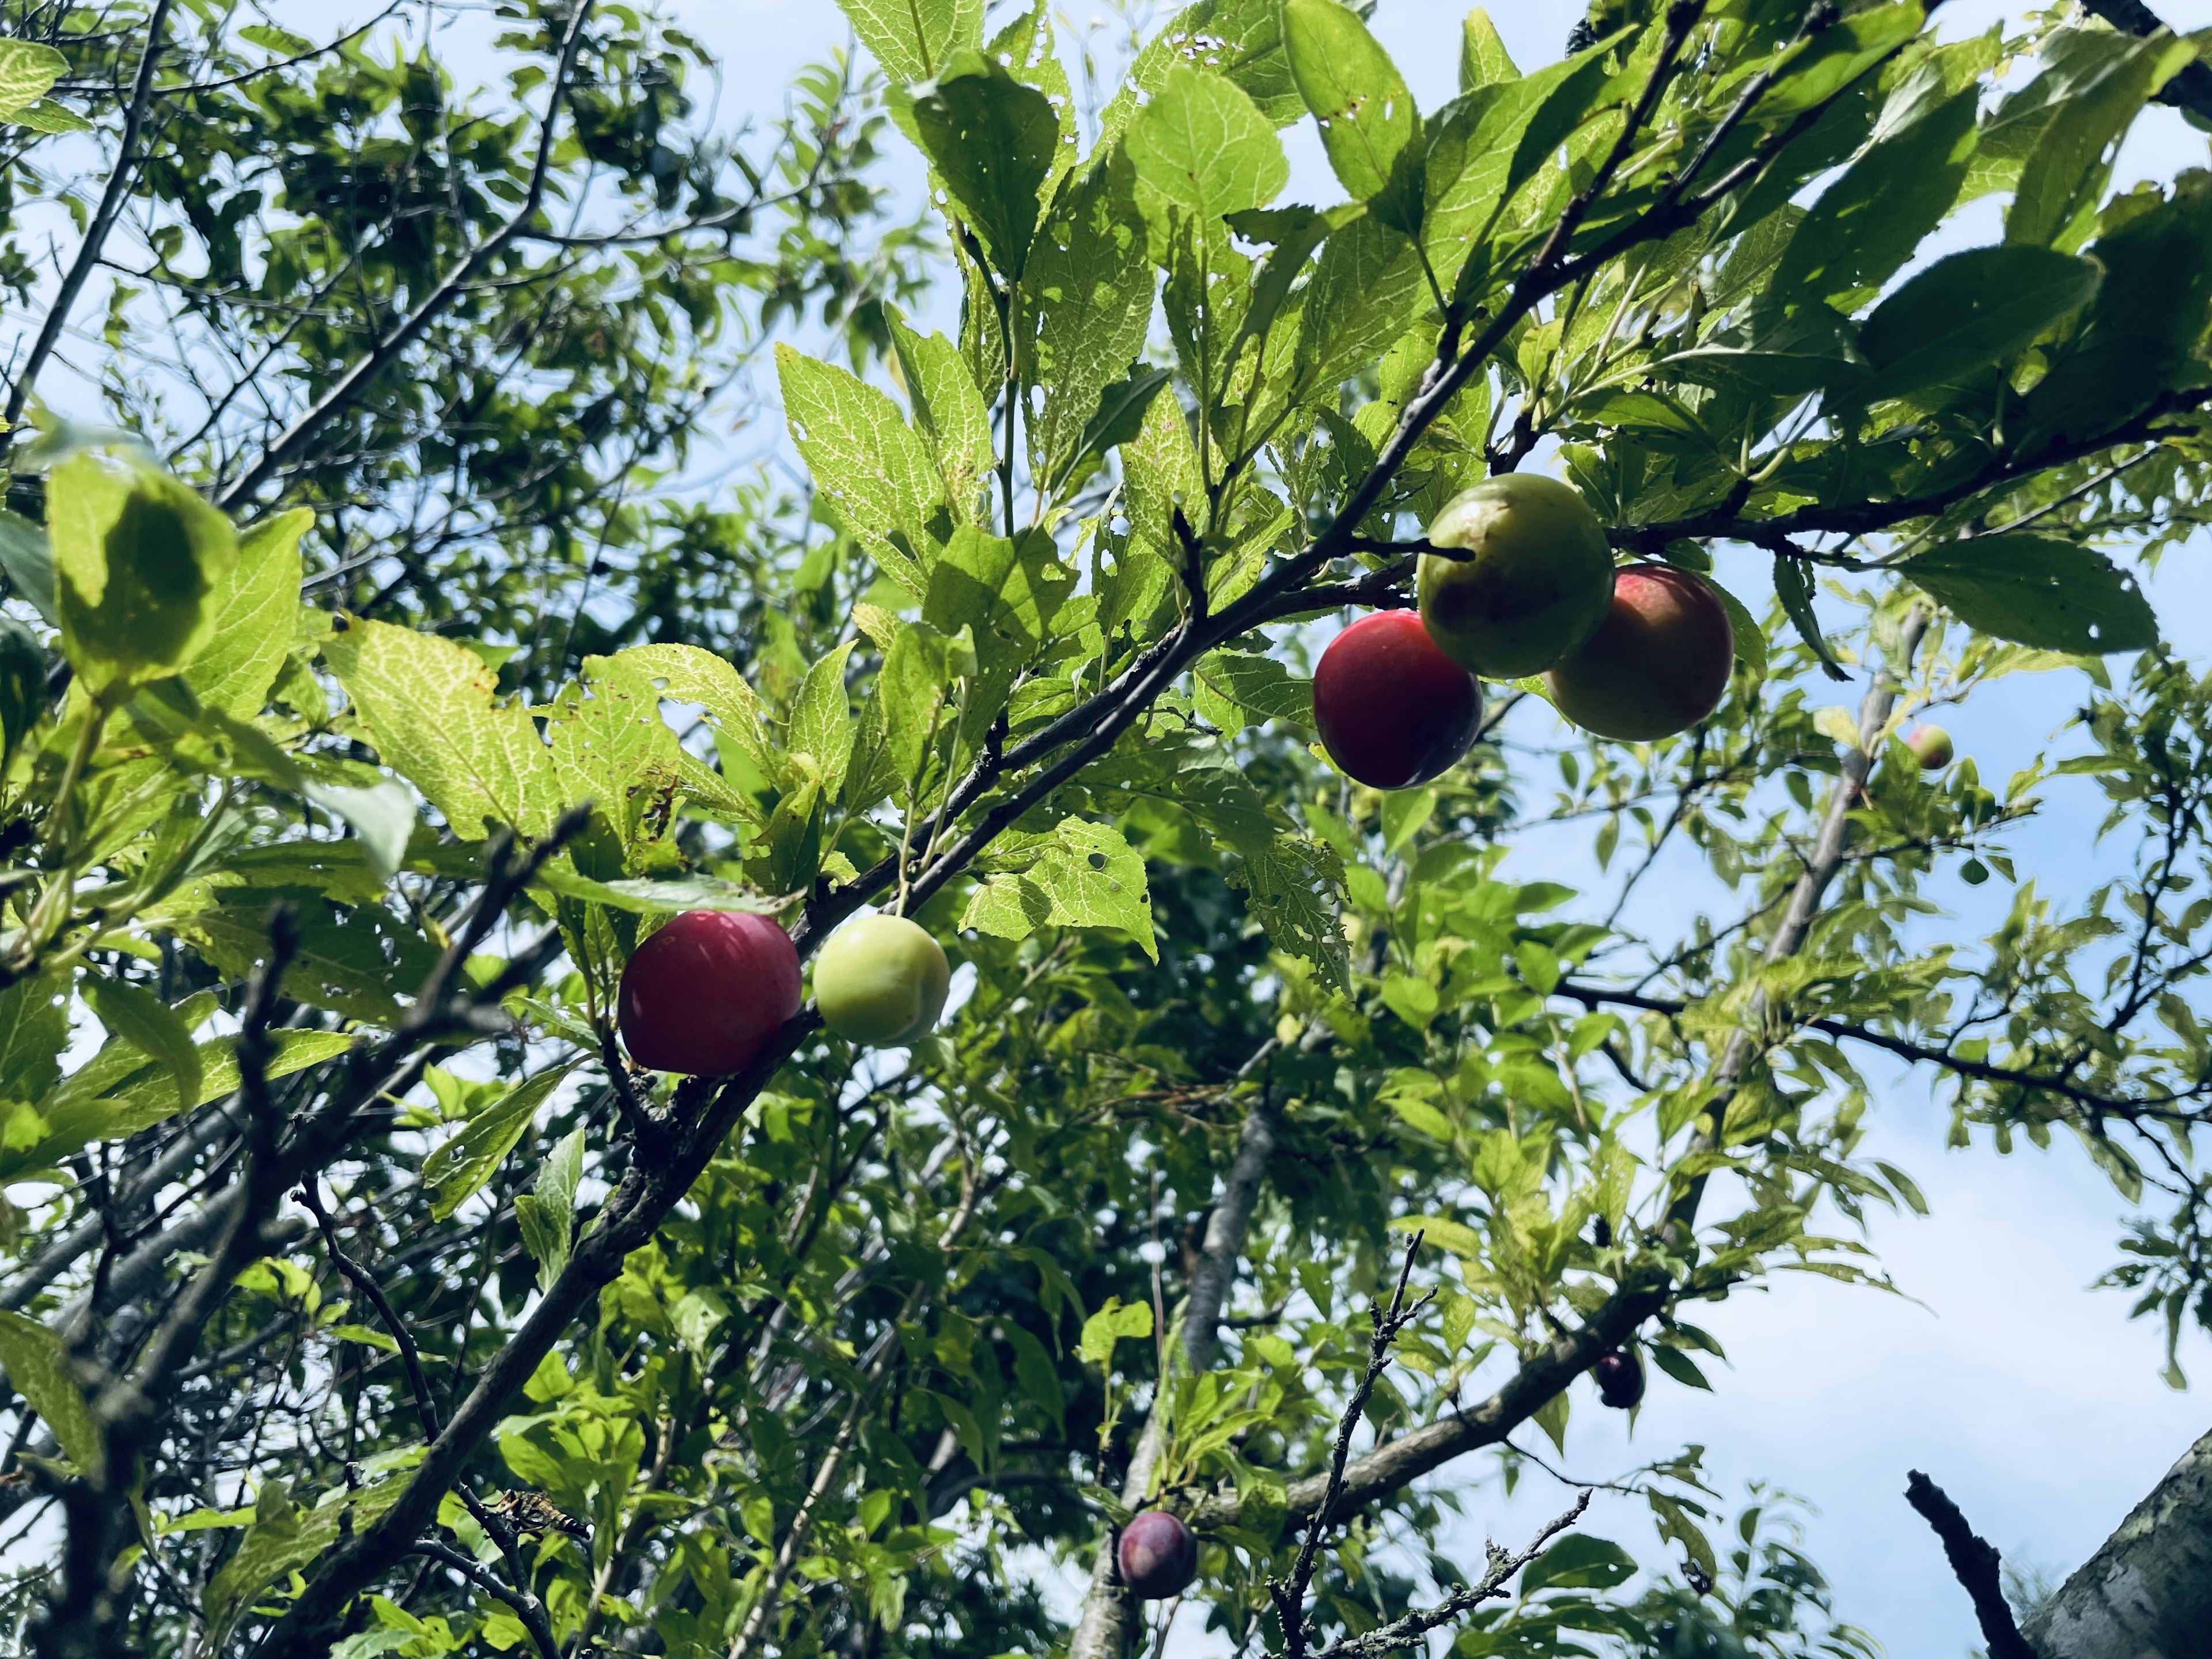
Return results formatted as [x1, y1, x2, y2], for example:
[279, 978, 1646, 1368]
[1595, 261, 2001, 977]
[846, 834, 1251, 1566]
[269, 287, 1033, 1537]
[3, 0, 175, 433]
[1904, 1471, 2037, 1659]
[408, 1542, 559, 1659]
[213, 1, 597, 510]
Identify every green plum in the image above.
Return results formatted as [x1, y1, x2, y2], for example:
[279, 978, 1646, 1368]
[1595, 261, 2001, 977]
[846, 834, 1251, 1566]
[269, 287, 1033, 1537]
[1418, 473, 1615, 679]
[813, 913, 952, 1046]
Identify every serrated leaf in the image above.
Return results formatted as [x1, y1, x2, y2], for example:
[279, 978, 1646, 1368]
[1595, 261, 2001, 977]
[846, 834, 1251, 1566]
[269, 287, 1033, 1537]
[9, 97, 86, 134]
[1854, 245, 2100, 402]
[47, 456, 239, 704]
[1772, 554, 1849, 682]
[1294, 213, 1426, 404]
[614, 642, 775, 781]
[517, 1123, 585, 1292]
[789, 641, 857, 804]
[1520, 1533, 1637, 1596]
[529, 867, 780, 916]
[777, 344, 943, 596]
[1126, 65, 1287, 228]
[0, 1310, 101, 1478]
[187, 509, 309, 717]
[1460, 10, 1518, 90]
[1031, 154, 1155, 496]
[1706, 578, 1766, 676]
[82, 976, 200, 1114]
[1900, 536, 2157, 654]
[1192, 649, 1312, 736]
[835, 0, 984, 90]
[889, 314, 994, 524]
[323, 615, 562, 842]
[1282, 0, 1417, 203]
[423, 1066, 571, 1221]
[1005, 818, 1158, 959]
[204, 1476, 407, 1645]
[1047, 366, 1171, 499]
[1077, 1294, 1153, 1369]
[2007, 32, 2194, 248]
[912, 49, 1060, 276]
[0, 508, 56, 623]
[302, 779, 416, 881]
[0, 39, 67, 119]
[545, 656, 683, 862]
[1649, 1344, 1713, 1391]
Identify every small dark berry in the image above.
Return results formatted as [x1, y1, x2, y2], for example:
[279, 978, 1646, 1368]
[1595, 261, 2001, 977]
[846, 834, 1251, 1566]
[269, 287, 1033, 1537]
[1594, 1347, 1645, 1410]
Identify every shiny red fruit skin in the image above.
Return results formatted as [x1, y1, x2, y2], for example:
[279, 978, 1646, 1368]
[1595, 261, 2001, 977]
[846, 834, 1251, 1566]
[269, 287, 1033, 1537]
[1117, 1510, 1198, 1600]
[1312, 610, 1482, 789]
[618, 910, 801, 1076]
[1594, 1347, 1645, 1410]
[1547, 565, 1734, 743]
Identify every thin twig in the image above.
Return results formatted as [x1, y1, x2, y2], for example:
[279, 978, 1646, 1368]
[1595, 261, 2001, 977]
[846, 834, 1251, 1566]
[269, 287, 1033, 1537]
[1904, 1472, 2037, 1659]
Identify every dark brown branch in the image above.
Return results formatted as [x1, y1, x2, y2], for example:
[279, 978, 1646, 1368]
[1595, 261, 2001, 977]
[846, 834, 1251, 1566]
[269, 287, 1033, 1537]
[408, 1541, 559, 1659]
[3, 0, 175, 432]
[214, 1, 597, 509]
[1904, 1471, 2037, 1659]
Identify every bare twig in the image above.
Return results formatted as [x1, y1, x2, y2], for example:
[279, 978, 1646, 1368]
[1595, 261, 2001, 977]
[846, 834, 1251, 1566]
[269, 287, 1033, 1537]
[1904, 1471, 2037, 1659]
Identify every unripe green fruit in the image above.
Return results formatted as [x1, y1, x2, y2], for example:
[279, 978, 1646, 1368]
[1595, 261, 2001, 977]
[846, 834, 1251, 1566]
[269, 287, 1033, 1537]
[1418, 474, 1616, 679]
[813, 914, 952, 1046]
[1905, 725, 1953, 770]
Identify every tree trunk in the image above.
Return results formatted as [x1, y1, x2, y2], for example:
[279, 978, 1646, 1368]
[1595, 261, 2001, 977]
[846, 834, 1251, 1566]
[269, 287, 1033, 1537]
[2022, 1424, 2212, 1659]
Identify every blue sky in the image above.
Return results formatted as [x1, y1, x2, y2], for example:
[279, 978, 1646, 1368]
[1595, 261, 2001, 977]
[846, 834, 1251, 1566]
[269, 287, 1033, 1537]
[650, 1, 2212, 1653]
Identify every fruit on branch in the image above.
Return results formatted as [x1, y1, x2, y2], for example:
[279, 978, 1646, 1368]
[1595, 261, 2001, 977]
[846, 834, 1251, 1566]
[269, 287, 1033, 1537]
[1904, 725, 1953, 770]
[1594, 1347, 1645, 1410]
[813, 912, 952, 1046]
[1312, 609, 1482, 789]
[1547, 563, 1734, 741]
[1418, 474, 1616, 679]
[1116, 1510, 1198, 1600]
[618, 910, 802, 1075]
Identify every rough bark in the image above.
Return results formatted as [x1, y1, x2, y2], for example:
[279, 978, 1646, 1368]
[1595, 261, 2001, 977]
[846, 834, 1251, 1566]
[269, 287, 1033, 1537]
[2023, 1423, 2212, 1659]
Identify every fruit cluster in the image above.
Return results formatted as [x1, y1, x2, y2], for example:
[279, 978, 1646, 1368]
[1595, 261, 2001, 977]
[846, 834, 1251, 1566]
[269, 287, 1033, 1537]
[1316, 474, 1739, 788]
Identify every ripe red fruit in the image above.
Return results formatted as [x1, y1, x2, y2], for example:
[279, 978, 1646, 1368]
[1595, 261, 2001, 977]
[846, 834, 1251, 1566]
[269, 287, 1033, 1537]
[618, 910, 801, 1076]
[1312, 610, 1482, 790]
[1904, 725, 1954, 770]
[1594, 1347, 1645, 1410]
[1547, 564, 1734, 742]
[1117, 1510, 1198, 1600]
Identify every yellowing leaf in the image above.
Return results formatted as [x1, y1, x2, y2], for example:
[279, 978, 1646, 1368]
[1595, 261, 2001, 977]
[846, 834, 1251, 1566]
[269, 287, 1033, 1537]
[323, 614, 562, 842]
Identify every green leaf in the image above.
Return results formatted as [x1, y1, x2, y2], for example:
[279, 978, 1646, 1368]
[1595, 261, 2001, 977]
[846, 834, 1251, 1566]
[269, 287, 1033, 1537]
[1097, 0, 1304, 149]
[1126, 65, 1287, 228]
[1772, 554, 1849, 682]
[789, 641, 857, 804]
[0, 508, 56, 623]
[302, 780, 416, 881]
[614, 642, 776, 781]
[1294, 213, 1426, 406]
[1770, 87, 1978, 310]
[9, 97, 87, 134]
[0, 614, 46, 760]
[889, 314, 995, 524]
[777, 343, 944, 596]
[1460, 9, 1518, 90]
[516, 1123, 585, 1292]
[1900, 536, 2158, 654]
[1047, 367, 1171, 499]
[545, 656, 684, 862]
[923, 527, 1075, 740]
[2007, 32, 2195, 249]
[1192, 648, 1312, 736]
[204, 1475, 407, 1645]
[423, 1066, 572, 1221]
[82, 976, 200, 1115]
[529, 866, 781, 916]
[1648, 1343, 1713, 1391]
[1519, 1533, 1638, 1595]
[962, 817, 1157, 959]
[834, 0, 984, 89]
[2020, 172, 2212, 448]
[186, 507, 309, 717]
[0, 39, 67, 119]
[1077, 1294, 1153, 1369]
[1029, 155, 1156, 498]
[47, 456, 239, 705]
[0, 1311, 100, 1478]
[911, 50, 1060, 276]
[323, 614, 563, 842]
[1854, 245, 2100, 402]
[1706, 578, 1766, 677]
[1282, 0, 1417, 203]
